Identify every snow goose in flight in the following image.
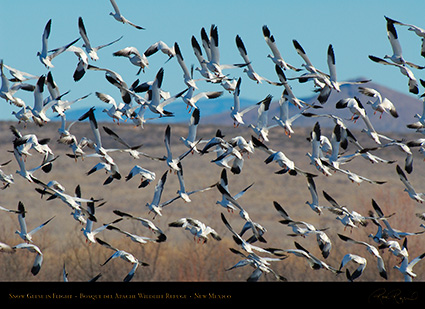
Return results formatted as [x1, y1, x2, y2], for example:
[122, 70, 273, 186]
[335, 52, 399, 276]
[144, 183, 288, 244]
[272, 95, 307, 138]
[378, 135, 413, 174]
[385, 16, 425, 58]
[226, 248, 287, 282]
[216, 169, 253, 213]
[305, 174, 326, 215]
[96, 237, 148, 282]
[106, 225, 163, 245]
[274, 201, 331, 258]
[394, 252, 425, 282]
[274, 65, 307, 109]
[221, 213, 270, 256]
[204, 24, 248, 77]
[144, 67, 188, 117]
[292, 39, 328, 81]
[396, 164, 425, 203]
[337, 234, 388, 280]
[339, 254, 367, 282]
[113, 46, 150, 75]
[180, 108, 202, 153]
[109, 0, 145, 30]
[174, 42, 199, 89]
[181, 86, 223, 112]
[235, 34, 273, 84]
[406, 96, 425, 130]
[268, 242, 341, 274]
[262, 25, 300, 71]
[317, 45, 370, 103]
[230, 77, 257, 127]
[371, 199, 425, 239]
[0, 160, 14, 189]
[33, 179, 98, 224]
[191, 35, 218, 82]
[169, 217, 221, 243]
[358, 86, 398, 118]
[95, 92, 125, 124]
[144, 40, 175, 62]
[307, 122, 332, 176]
[369, 55, 419, 94]
[126, 165, 156, 188]
[163, 124, 200, 173]
[81, 202, 121, 244]
[112, 210, 166, 242]
[37, 19, 80, 69]
[248, 95, 278, 142]
[78, 16, 122, 61]
[324, 161, 387, 186]
[12, 243, 43, 276]
[13, 201, 55, 243]
[145, 171, 169, 218]
[0, 60, 34, 107]
[335, 97, 381, 145]
[384, 17, 424, 69]
[3, 63, 38, 83]
[217, 183, 263, 242]
[162, 162, 216, 204]
[0, 242, 14, 254]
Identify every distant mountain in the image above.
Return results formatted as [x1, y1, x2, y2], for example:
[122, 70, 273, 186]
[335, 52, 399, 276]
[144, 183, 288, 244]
[201, 78, 424, 134]
[64, 78, 423, 134]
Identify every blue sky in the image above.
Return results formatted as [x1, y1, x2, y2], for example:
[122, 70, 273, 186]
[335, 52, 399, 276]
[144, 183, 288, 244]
[1, 0, 424, 121]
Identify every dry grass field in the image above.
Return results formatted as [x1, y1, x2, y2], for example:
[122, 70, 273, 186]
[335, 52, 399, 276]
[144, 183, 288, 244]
[1, 117, 425, 282]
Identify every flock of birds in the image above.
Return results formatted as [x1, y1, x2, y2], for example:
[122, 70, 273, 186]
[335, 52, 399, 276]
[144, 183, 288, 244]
[2, 1, 425, 282]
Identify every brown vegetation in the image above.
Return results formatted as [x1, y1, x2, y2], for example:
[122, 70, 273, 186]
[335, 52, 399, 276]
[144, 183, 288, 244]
[1, 119, 425, 282]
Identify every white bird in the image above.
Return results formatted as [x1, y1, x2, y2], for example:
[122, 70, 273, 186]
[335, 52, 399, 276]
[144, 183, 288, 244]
[106, 224, 162, 245]
[163, 124, 199, 173]
[81, 202, 121, 244]
[109, 0, 145, 30]
[216, 169, 253, 213]
[145, 171, 170, 218]
[180, 108, 202, 153]
[272, 95, 306, 138]
[144, 40, 175, 61]
[112, 210, 166, 242]
[203, 24, 248, 77]
[12, 201, 55, 244]
[384, 17, 424, 69]
[262, 25, 300, 71]
[268, 242, 341, 274]
[338, 234, 388, 280]
[292, 39, 328, 79]
[113, 46, 150, 75]
[181, 86, 223, 112]
[169, 217, 221, 243]
[394, 252, 425, 282]
[396, 164, 425, 203]
[95, 92, 125, 124]
[96, 237, 148, 282]
[0, 60, 34, 107]
[317, 45, 370, 103]
[406, 97, 425, 130]
[12, 243, 43, 276]
[305, 174, 325, 215]
[230, 77, 257, 127]
[191, 35, 218, 81]
[0, 160, 14, 189]
[274, 65, 307, 109]
[358, 86, 398, 118]
[235, 34, 273, 84]
[307, 122, 333, 176]
[78, 16, 122, 61]
[174, 42, 199, 89]
[126, 165, 156, 188]
[339, 254, 367, 282]
[273, 201, 331, 258]
[3, 63, 39, 82]
[385, 16, 425, 58]
[221, 213, 271, 255]
[37, 19, 79, 69]
[226, 248, 287, 282]
[369, 55, 419, 94]
[248, 95, 278, 142]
